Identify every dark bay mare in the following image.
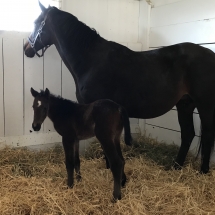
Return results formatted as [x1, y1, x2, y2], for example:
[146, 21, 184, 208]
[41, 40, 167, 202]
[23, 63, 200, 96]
[30, 87, 132, 200]
[24, 2, 215, 174]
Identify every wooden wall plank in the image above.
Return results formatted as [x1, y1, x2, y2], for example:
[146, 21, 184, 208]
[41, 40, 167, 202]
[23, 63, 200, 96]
[150, 19, 215, 47]
[151, 0, 183, 8]
[145, 124, 200, 152]
[80, 0, 108, 39]
[24, 38, 43, 135]
[3, 32, 24, 136]
[63, 0, 108, 39]
[43, 45, 62, 132]
[127, 43, 142, 51]
[0, 36, 4, 137]
[146, 110, 201, 136]
[146, 110, 180, 131]
[107, 0, 139, 42]
[151, 0, 215, 28]
[63, 0, 139, 43]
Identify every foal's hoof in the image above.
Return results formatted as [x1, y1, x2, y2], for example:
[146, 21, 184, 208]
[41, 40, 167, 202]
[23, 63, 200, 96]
[76, 174, 82, 182]
[111, 194, 121, 203]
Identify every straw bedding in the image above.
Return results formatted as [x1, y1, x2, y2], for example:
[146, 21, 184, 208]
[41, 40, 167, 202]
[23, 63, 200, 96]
[0, 136, 215, 215]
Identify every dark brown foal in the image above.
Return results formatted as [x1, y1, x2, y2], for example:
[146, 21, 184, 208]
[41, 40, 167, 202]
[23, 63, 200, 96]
[31, 87, 132, 200]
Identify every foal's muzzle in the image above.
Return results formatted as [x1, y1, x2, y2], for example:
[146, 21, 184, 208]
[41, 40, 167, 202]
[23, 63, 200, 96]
[32, 123, 41, 131]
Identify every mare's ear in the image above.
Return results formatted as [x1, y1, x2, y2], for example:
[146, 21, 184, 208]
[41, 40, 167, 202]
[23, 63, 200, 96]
[44, 88, 50, 98]
[31, 87, 39, 97]
[39, 1, 47, 13]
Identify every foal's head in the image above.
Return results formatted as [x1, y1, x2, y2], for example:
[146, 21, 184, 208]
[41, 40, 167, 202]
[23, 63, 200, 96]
[30, 87, 50, 131]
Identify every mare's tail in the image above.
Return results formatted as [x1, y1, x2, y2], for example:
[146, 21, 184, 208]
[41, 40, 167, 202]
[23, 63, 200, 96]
[120, 107, 132, 146]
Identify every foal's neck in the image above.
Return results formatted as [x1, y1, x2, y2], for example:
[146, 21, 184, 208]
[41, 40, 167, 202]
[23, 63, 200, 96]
[47, 95, 77, 122]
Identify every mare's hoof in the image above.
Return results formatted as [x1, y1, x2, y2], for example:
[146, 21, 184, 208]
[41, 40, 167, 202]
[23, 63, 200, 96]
[200, 167, 209, 174]
[67, 182, 74, 188]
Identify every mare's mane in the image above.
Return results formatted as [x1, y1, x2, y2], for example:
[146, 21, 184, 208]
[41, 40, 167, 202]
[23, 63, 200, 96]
[37, 7, 101, 53]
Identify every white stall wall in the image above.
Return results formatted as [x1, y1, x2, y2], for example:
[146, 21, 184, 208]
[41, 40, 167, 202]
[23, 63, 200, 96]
[145, 0, 215, 153]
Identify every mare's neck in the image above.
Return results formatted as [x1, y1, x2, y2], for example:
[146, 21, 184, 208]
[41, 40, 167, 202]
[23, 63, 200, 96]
[47, 11, 100, 78]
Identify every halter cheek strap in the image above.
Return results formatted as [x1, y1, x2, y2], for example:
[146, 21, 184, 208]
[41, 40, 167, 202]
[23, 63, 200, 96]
[28, 8, 54, 57]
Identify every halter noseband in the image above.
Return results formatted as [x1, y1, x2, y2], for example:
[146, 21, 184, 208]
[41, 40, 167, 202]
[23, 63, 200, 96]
[28, 8, 54, 57]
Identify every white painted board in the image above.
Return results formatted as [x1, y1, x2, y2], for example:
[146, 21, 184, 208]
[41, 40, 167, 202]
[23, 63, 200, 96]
[0, 36, 4, 137]
[43, 45, 62, 132]
[24, 38, 44, 135]
[146, 110, 201, 135]
[151, 0, 183, 8]
[2, 32, 24, 136]
[150, 19, 215, 47]
[151, 0, 215, 28]
[62, 61, 77, 101]
[145, 124, 200, 153]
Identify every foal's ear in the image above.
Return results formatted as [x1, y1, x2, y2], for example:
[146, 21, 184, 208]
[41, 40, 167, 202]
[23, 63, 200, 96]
[38, 1, 47, 13]
[44, 88, 50, 98]
[30, 87, 39, 97]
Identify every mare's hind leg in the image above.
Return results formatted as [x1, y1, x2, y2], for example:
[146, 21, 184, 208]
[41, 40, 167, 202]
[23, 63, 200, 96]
[196, 105, 215, 173]
[174, 95, 196, 169]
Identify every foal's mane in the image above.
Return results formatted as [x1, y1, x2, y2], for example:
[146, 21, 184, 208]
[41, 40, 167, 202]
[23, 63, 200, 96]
[39, 90, 76, 105]
[39, 90, 78, 117]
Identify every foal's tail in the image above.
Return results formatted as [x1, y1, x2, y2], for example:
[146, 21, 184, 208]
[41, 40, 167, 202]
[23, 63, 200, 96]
[120, 107, 132, 146]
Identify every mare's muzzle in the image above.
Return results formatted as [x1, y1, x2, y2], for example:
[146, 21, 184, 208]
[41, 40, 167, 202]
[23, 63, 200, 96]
[32, 123, 41, 131]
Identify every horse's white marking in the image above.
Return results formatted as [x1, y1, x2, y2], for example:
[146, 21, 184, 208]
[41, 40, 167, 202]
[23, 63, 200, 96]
[37, 100, 41, 107]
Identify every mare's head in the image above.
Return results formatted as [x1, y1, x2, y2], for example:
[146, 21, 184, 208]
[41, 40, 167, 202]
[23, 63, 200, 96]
[24, 2, 55, 58]
[30, 87, 50, 131]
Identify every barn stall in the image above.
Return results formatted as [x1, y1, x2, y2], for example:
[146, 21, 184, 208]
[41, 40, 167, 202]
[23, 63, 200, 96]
[1, 0, 215, 214]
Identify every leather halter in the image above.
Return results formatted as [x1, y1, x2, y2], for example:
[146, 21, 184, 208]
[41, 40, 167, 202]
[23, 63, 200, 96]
[28, 8, 54, 57]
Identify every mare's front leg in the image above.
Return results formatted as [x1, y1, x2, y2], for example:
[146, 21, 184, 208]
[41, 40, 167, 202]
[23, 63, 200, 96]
[62, 136, 76, 187]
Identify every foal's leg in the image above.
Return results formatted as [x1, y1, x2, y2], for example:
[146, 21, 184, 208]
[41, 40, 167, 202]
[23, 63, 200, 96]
[62, 136, 76, 187]
[196, 105, 215, 173]
[101, 145, 110, 169]
[96, 130, 123, 200]
[74, 140, 81, 181]
[174, 96, 195, 169]
[114, 137, 126, 187]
